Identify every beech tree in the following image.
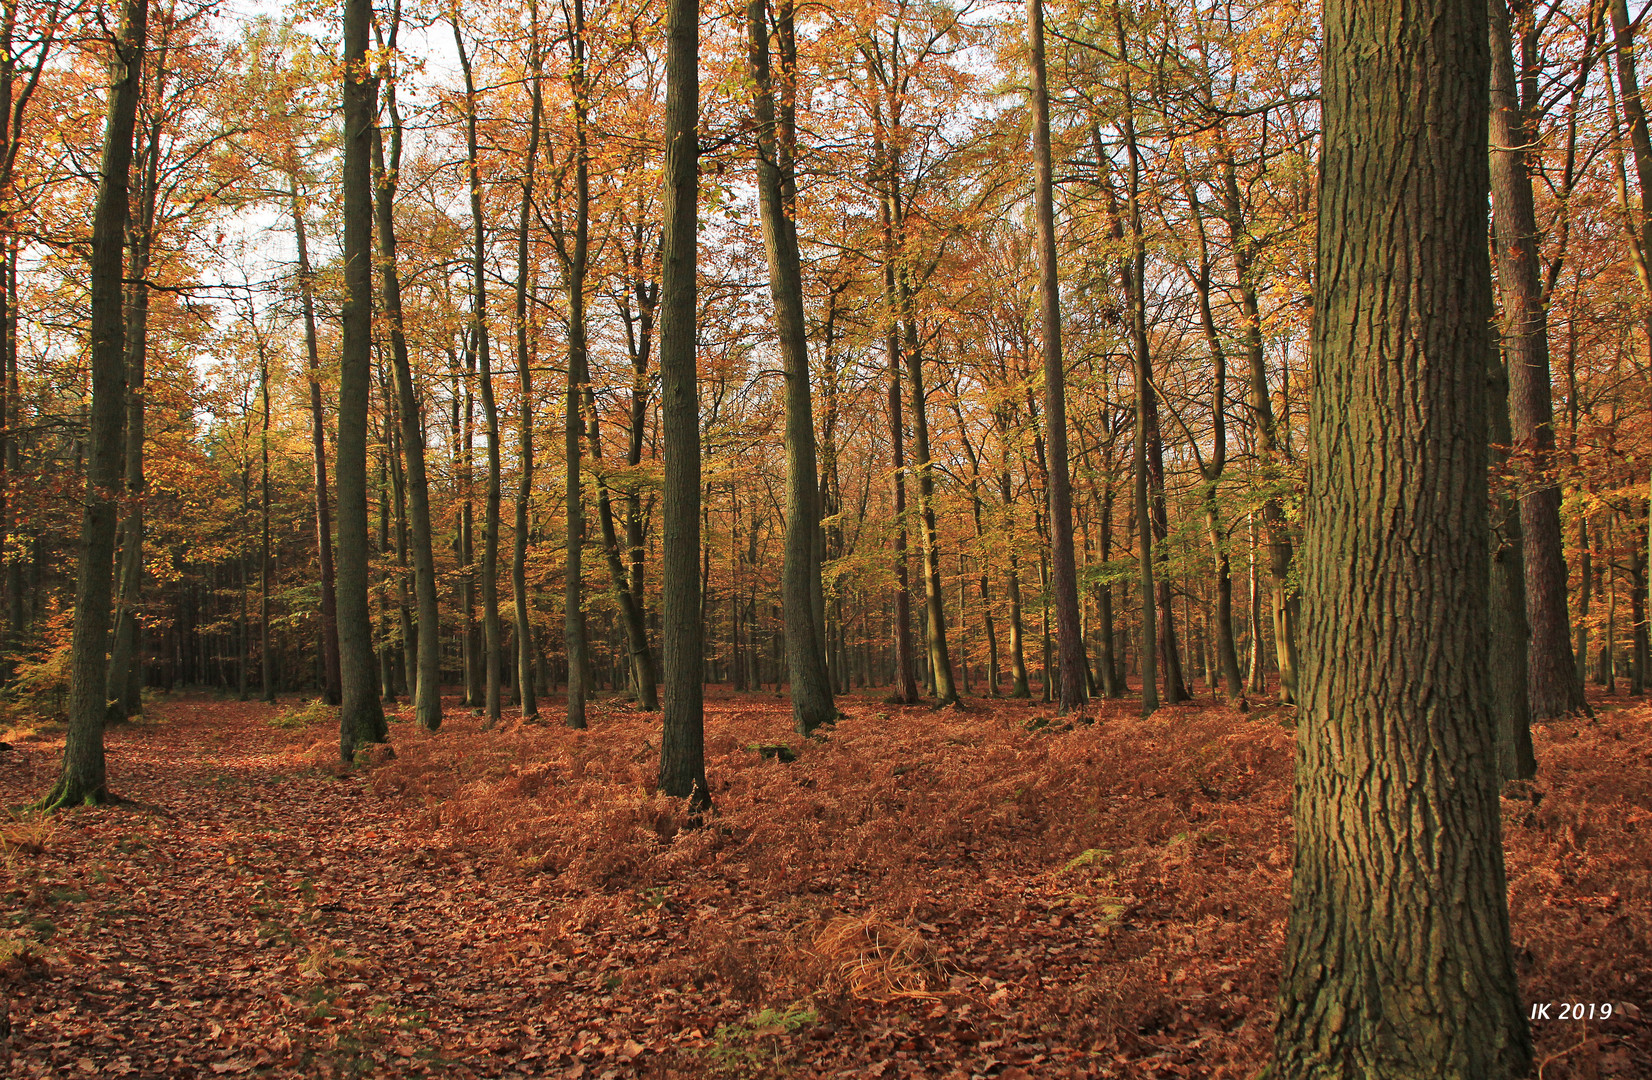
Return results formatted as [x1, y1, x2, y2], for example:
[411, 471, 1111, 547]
[40, 0, 147, 808]
[335, 0, 387, 760]
[656, 0, 710, 809]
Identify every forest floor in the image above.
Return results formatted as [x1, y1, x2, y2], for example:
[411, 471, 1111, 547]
[0, 686, 1646, 1079]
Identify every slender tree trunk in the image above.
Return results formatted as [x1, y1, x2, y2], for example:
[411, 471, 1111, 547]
[336, 0, 388, 760]
[260, 331, 274, 704]
[292, 180, 341, 706]
[513, 0, 543, 721]
[1113, 30, 1157, 716]
[553, 0, 592, 730]
[1028, 0, 1084, 714]
[1488, 337, 1536, 780]
[1492, 0, 1587, 720]
[749, 0, 834, 733]
[656, 0, 710, 810]
[1273, 0, 1531, 1070]
[370, 68, 442, 732]
[1183, 178, 1244, 705]
[875, 113, 918, 707]
[452, 17, 503, 723]
[106, 98, 161, 724]
[40, 0, 146, 808]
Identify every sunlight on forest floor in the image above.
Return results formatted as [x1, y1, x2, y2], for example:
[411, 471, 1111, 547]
[0, 688, 1645, 1077]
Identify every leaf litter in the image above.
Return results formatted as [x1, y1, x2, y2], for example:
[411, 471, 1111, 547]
[0, 688, 1645, 1078]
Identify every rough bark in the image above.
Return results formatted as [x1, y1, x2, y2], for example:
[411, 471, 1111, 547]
[1272, 0, 1533, 1071]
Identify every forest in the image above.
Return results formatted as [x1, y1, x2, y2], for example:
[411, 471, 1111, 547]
[0, 0, 1647, 1074]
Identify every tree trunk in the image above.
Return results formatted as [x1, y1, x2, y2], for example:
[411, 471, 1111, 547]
[371, 66, 442, 732]
[513, 0, 543, 721]
[1115, 37, 1156, 715]
[106, 95, 162, 724]
[1028, 0, 1084, 714]
[452, 16, 503, 723]
[656, 0, 710, 810]
[40, 0, 146, 808]
[1487, 334, 1536, 780]
[554, 0, 592, 730]
[292, 180, 342, 706]
[875, 110, 919, 707]
[260, 327, 273, 704]
[748, 0, 834, 734]
[1273, 0, 1532, 1070]
[1492, 0, 1587, 720]
[336, 0, 388, 760]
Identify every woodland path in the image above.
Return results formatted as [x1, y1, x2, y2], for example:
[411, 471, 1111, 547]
[0, 691, 1647, 1079]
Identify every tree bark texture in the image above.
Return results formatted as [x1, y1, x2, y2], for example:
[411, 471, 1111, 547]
[1273, 0, 1532, 1072]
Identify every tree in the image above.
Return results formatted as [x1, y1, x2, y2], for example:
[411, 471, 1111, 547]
[656, 0, 710, 810]
[1486, 0, 1537, 780]
[452, 12, 503, 724]
[1490, 0, 1587, 723]
[291, 177, 341, 706]
[748, 0, 835, 734]
[1273, 0, 1532, 1072]
[336, 0, 388, 760]
[511, 0, 544, 722]
[372, 13, 441, 733]
[552, 0, 592, 730]
[1027, 0, 1084, 714]
[40, 0, 147, 808]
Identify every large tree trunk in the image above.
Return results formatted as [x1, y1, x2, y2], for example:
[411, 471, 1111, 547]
[292, 180, 341, 706]
[1028, 0, 1084, 714]
[336, 0, 388, 761]
[40, 0, 146, 808]
[452, 17, 503, 724]
[656, 0, 710, 810]
[1273, 0, 1532, 1071]
[1491, 0, 1587, 720]
[371, 58, 442, 733]
[748, 0, 834, 734]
